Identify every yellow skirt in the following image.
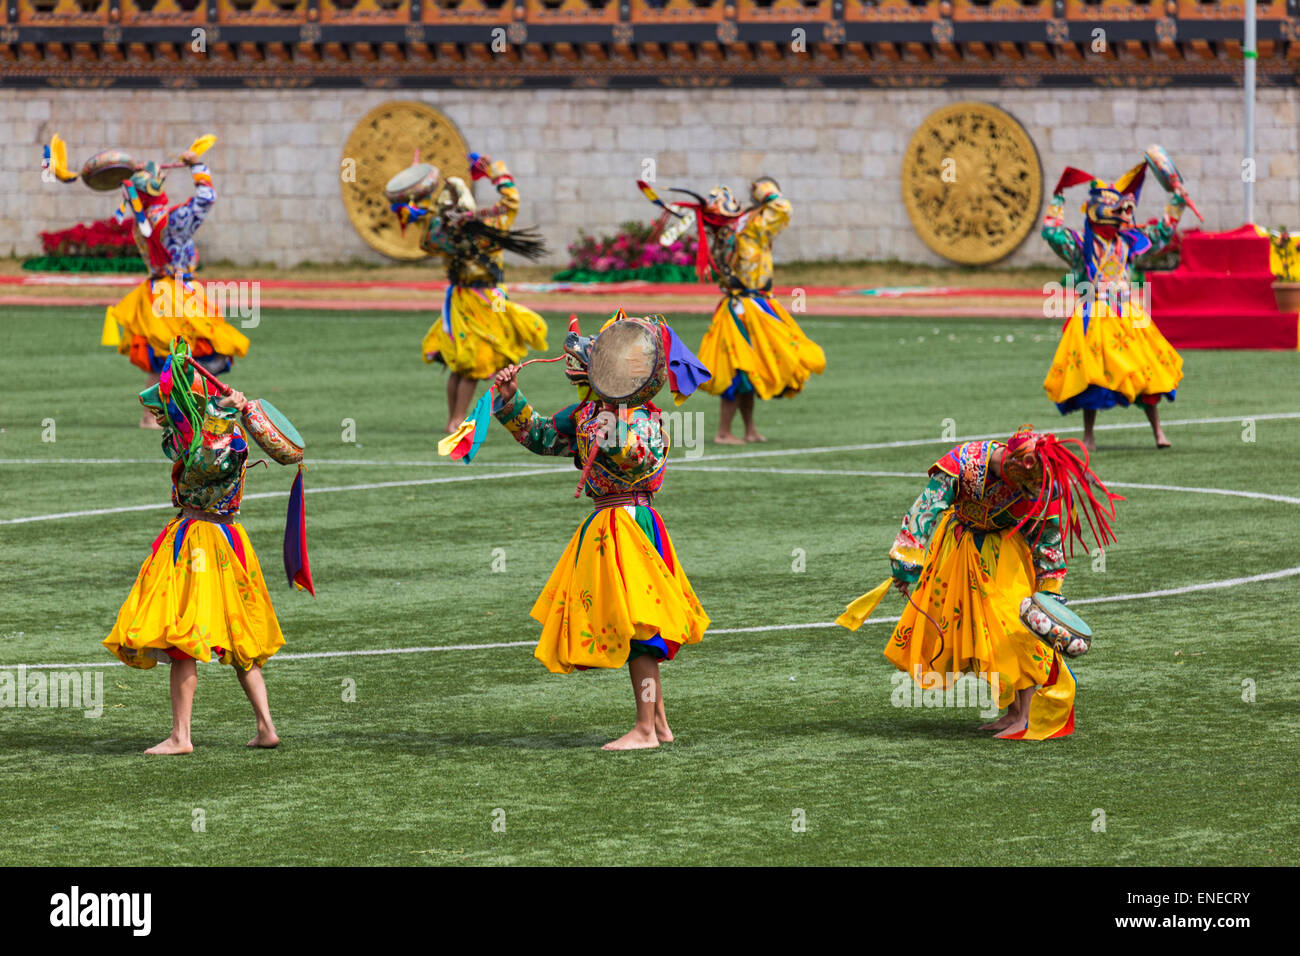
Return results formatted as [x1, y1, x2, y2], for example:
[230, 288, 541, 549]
[104, 516, 284, 671]
[421, 285, 548, 380]
[1044, 298, 1183, 412]
[102, 280, 251, 369]
[884, 512, 1076, 740]
[696, 292, 827, 400]
[530, 504, 709, 674]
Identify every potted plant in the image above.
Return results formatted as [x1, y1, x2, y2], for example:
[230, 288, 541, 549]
[1269, 227, 1300, 314]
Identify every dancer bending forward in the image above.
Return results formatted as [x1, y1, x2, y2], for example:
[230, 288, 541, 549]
[844, 427, 1120, 740]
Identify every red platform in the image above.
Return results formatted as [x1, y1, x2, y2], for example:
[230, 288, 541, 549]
[1147, 225, 1299, 350]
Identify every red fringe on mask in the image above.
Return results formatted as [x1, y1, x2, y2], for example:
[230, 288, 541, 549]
[1007, 433, 1123, 555]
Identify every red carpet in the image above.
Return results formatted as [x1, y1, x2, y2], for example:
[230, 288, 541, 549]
[1148, 225, 1299, 350]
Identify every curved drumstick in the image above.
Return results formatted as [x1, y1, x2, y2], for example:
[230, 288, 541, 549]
[899, 583, 944, 636]
[1178, 188, 1204, 223]
[893, 580, 950, 670]
[636, 180, 686, 219]
[183, 356, 233, 397]
[516, 355, 565, 370]
[494, 354, 586, 494]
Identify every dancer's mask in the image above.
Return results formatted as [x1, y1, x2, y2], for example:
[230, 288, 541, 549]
[705, 185, 741, 218]
[563, 315, 595, 386]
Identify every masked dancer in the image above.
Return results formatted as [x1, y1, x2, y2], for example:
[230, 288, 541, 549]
[640, 177, 825, 444]
[837, 427, 1121, 740]
[91, 141, 250, 429]
[1042, 154, 1192, 450]
[390, 153, 548, 434]
[103, 341, 289, 754]
[487, 311, 711, 750]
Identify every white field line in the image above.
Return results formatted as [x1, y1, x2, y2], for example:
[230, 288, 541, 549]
[7, 565, 1299, 672]
[1106, 481, 1300, 506]
[4, 466, 1295, 525]
[0, 467, 570, 525]
[676, 467, 928, 479]
[680, 412, 1300, 464]
[3, 413, 1298, 668]
[3, 410, 1297, 526]
[0, 458, 554, 468]
[3, 410, 1296, 471]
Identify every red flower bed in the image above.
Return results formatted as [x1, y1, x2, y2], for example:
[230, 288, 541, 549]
[39, 217, 137, 259]
[567, 220, 697, 273]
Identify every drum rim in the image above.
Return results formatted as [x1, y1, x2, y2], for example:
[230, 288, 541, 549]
[245, 399, 305, 450]
[384, 163, 440, 201]
[1029, 591, 1091, 637]
[81, 150, 138, 191]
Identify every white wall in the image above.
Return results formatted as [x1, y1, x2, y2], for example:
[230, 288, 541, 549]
[3, 86, 1295, 268]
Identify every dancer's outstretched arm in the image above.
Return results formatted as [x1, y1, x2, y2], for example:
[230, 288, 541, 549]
[491, 366, 579, 458]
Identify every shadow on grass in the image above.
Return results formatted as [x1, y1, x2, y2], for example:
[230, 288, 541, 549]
[5, 712, 1026, 758]
[1093, 444, 1169, 453]
[759, 712, 1005, 742]
[1, 731, 170, 757]
[285, 729, 621, 752]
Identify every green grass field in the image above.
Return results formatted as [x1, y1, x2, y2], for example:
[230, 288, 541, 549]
[1, 303, 1298, 866]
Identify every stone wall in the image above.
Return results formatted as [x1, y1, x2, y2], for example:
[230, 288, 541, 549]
[3, 87, 1296, 269]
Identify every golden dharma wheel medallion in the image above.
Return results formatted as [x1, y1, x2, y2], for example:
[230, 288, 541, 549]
[901, 102, 1042, 266]
[340, 100, 471, 261]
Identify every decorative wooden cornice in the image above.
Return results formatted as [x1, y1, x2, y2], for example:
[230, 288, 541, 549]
[2, 0, 1298, 86]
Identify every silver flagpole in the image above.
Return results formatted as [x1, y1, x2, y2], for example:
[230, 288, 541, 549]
[1244, 0, 1257, 225]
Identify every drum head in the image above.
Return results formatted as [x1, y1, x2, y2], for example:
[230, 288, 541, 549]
[1144, 145, 1179, 193]
[384, 163, 440, 203]
[256, 400, 304, 449]
[1031, 592, 1091, 638]
[81, 149, 137, 191]
[587, 318, 666, 406]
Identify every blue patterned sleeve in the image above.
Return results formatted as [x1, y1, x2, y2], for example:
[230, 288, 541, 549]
[163, 164, 216, 249]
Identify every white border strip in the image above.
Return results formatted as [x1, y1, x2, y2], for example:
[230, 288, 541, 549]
[0, 467, 569, 525]
[4, 411, 1298, 526]
[3, 411, 1296, 471]
[6, 566, 1298, 672]
[4, 411, 1299, 668]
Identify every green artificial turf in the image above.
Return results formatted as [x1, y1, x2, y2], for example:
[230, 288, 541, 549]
[1, 304, 1297, 866]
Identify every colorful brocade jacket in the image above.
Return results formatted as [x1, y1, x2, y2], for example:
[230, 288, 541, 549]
[411, 160, 520, 287]
[1041, 192, 1185, 296]
[160, 400, 249, 517]
[889, 440, 1067, 594]
[116, 163, 216, 279]
[492, 387, 667, 499]
[711, 192, 792, 293]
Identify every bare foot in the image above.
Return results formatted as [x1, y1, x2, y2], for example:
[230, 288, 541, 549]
[247, 729, 280, 749]
[602, 727, 659, 751]
[994, 717, 1029, 739]
[979, 712, 1018, 732]
[655, 719, 674, 743]
[713, 433, 744, 445]
[743, 431, 767, 444]
[139, 414, 163, 430]
[145, 735, 193, 755]
[1082, 434, 1096, 453]
[1155, 431, 1171, 449]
